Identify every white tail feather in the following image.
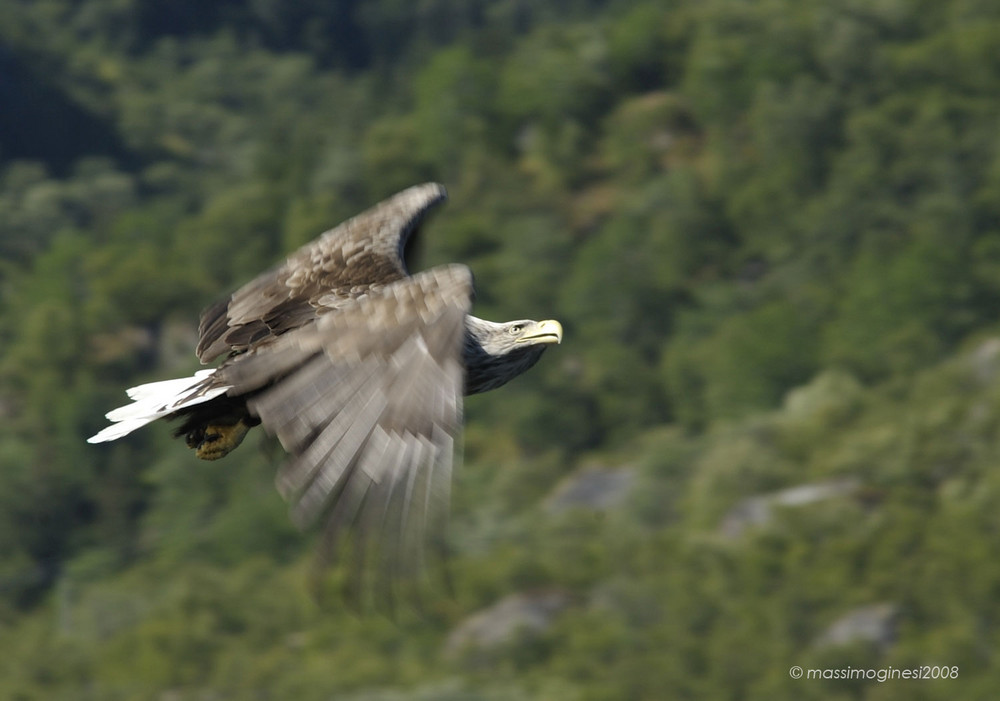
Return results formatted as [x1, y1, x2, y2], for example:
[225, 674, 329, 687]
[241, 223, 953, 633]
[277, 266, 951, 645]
[87, 369, 232, 444]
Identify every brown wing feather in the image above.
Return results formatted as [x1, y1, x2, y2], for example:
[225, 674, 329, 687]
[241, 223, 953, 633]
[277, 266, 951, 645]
[215, 264, 472, 604]
[196, 183, 448, 363]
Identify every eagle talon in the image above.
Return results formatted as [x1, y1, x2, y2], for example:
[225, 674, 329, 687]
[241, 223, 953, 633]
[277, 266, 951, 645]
[184, 427, 204, 449]
[191, 420, 252, 461]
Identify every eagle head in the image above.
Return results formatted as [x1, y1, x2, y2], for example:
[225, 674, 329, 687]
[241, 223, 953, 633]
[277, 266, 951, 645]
[463, 318, 563, 395]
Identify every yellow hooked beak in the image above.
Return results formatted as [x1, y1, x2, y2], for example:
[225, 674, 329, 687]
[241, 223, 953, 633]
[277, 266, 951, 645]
[519, 319, 563, 345]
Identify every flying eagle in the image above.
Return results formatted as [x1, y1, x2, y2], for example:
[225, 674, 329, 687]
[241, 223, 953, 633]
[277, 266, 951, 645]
[88, 183, 562, 597]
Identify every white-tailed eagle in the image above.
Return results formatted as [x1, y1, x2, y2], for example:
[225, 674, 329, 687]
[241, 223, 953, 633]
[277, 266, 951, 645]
[88, 183, 562, 602]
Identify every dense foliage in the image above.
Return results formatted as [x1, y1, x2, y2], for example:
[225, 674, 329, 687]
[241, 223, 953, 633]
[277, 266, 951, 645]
[2, 0, 999, 698]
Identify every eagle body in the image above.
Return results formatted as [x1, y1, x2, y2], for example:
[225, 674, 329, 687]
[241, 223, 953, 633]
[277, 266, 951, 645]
[89, 183, 561, 598]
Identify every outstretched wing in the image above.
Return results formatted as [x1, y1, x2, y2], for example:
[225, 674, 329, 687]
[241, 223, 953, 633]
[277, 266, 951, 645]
[217, 263, 473, 605]
[197, 183, 448, 363]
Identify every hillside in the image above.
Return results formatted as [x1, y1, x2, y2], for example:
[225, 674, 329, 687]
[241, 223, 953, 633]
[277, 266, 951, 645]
[1, 0, 999, 698]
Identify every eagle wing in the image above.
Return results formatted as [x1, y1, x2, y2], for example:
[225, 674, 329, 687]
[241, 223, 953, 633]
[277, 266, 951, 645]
[216, 263, 473, 604]
[196, 183, 448, 363]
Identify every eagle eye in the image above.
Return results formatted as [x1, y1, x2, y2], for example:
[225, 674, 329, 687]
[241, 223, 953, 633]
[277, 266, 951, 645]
[509, 324, 523, 335]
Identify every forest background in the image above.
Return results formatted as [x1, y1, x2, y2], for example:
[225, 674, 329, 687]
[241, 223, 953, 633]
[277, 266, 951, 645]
[1, 0, 1000, 698]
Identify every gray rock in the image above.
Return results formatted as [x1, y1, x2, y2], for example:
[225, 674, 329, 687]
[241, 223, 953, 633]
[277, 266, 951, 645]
[720, 478, 859, 538]
[545, 466, 636, 514]
[816, 603, 898, 651]
[970, 337, 1000, 385]
[445, 590, 570, 656]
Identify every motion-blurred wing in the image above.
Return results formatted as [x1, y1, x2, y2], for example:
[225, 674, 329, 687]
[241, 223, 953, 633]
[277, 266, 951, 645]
[217, 264, 472, 604]
[197, 183, 448, 363]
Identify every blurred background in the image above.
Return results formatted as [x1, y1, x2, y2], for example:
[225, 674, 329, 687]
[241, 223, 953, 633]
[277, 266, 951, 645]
[1, 0, 999, 698]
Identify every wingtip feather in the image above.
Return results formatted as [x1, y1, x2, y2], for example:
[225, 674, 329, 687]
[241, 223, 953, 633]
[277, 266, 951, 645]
[89, 370, 230, 445]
